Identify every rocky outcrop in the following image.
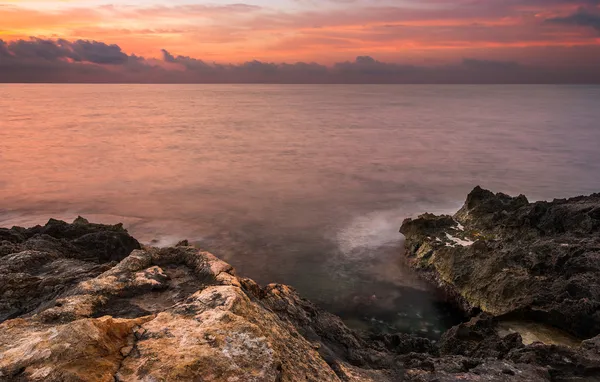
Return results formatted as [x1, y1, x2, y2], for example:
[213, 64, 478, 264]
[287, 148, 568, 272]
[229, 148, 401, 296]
[400, 187, 600, 379]
[401, 186, 600, 340]
[0, 217, 141, 322]
[0, 219, 407, 381]
[1, 217, 599, 381]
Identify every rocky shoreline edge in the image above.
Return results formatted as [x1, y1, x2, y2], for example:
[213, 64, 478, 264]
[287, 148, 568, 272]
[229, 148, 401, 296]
[1, 187, 599, 381]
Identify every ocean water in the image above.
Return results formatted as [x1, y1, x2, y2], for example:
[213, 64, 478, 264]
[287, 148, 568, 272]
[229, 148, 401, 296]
[2, 84, 600, 337]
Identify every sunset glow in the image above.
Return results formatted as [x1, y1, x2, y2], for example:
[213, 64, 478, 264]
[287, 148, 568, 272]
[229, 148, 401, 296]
[1, 0, 600, 82]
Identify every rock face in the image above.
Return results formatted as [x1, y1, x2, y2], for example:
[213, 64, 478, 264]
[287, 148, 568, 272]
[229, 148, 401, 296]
[1, 216, 599, 381]
[401, 186, 600, 339]
[401, 187, 600, 379]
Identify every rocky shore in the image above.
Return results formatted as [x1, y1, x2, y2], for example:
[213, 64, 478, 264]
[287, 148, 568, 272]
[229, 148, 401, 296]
[1, 187, 599, 381]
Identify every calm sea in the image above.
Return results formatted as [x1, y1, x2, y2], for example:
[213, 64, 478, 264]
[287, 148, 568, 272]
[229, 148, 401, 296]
[2, 84, 600, 336]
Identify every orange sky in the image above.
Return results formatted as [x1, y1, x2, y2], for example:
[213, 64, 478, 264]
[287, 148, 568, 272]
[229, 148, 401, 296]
[1, 0, 600, 66]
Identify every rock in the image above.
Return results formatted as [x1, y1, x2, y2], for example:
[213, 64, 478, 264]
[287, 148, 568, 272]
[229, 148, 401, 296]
[438, 314, 524, 359]
[401, 186, 600, 339]
[369, 333, 437, 356]
[116, 285, 340, 382]
[0, 316, 149, 381]
[507, 341, 600, 380]
[0, 251, 113, 322]
[431, 314, 600, 380]
[175, 239, 189, 247]
[0, 223, 377, 381]
[399, 354, 550, 381]
[71, 231, 141, 262]
[1, 215, 599, 381]
[0, 218, 140, 323]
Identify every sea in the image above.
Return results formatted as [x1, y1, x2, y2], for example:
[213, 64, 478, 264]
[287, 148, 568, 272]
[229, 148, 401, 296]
[2, 84, 600, 337]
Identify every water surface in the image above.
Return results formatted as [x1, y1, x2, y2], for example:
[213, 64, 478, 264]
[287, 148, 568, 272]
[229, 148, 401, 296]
[2, 84, 600, 336]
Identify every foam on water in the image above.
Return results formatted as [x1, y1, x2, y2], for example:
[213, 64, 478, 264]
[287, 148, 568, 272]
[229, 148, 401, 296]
[335, 209, 405, 258]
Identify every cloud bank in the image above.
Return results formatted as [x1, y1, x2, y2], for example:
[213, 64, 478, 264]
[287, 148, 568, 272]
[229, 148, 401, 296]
[1, 37, 599, 84]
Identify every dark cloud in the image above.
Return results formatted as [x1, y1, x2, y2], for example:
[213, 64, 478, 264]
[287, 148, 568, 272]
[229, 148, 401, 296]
[0, 40, 11, 58]
[546, 7, 600, 32]
[1, 38, 133, 65]
[7, 38, 72, 61]
[1, 38, 599, 84]
[68, 40, 130, 64]
[161, 49, 213, 71]
[0, 38, 148, 83]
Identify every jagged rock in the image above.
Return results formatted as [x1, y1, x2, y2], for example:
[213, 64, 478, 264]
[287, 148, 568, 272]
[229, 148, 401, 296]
[0, 218, 140, 323]
[506, 340, 600, 380]
[401, 186, 600, 339]
[438, 314, 524, 359]
[431, 313, 600, 380]
[1, 216, 599, 381]
[369, 333, 437, 356]
[0, 250, 113, 322]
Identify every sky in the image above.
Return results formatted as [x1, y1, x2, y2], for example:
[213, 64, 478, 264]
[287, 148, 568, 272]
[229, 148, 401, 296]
[1, 0, 600, 83]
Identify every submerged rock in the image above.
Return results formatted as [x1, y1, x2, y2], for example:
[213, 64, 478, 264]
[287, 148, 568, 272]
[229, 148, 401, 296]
[0, 216, 599, 381]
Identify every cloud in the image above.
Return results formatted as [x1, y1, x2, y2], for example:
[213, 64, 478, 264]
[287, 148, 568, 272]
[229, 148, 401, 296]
[0, 38, 151, 83]
[546, 7, 600, 32]
[161, 49, 213, 71]
[2, 38, 133, 65]
[69, 40, 131, 64]
[1, 37, 599, 84]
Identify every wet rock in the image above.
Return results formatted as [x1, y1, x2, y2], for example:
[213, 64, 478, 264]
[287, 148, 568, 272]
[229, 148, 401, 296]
[401, 186, 600, 339]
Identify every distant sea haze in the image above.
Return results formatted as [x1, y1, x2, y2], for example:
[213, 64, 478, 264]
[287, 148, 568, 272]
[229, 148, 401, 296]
[2, 38, 600, 83]
[2, 84, 600, 335]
